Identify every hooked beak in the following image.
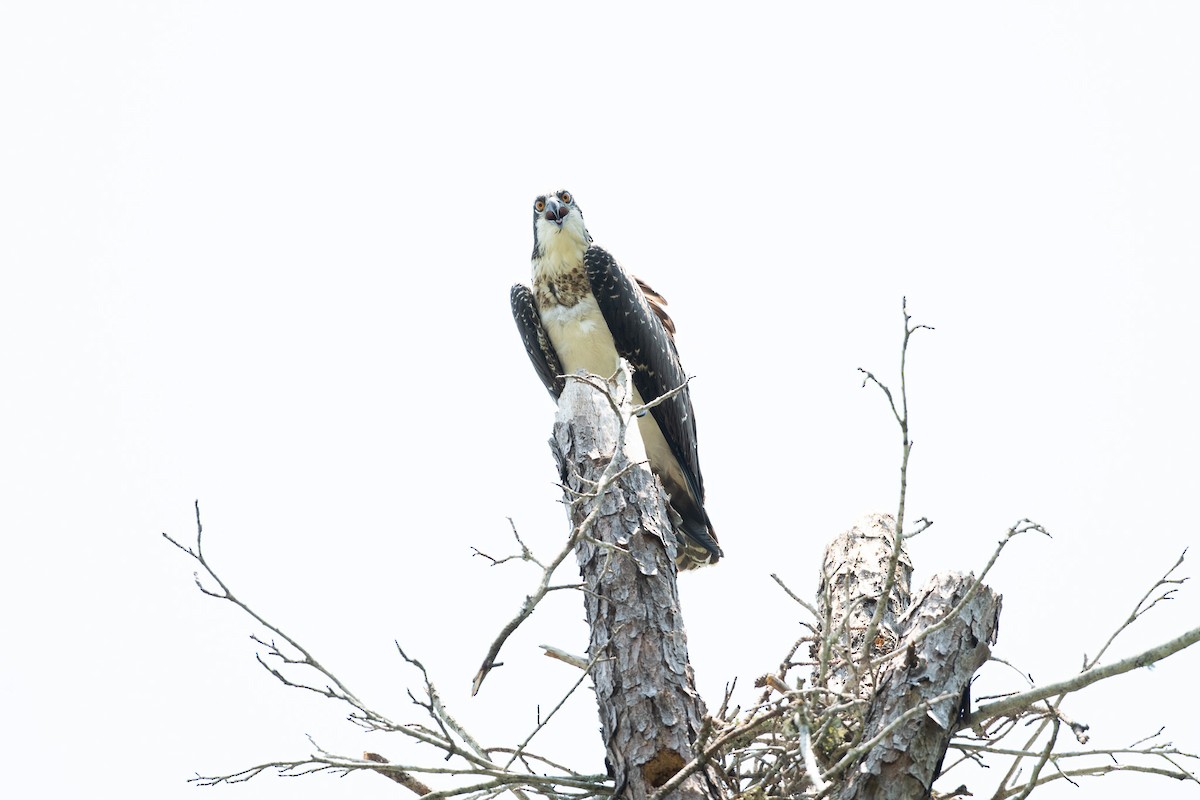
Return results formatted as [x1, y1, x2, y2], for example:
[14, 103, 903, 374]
[544, 198, 568, 226]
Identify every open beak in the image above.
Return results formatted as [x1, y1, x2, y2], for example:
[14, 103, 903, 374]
[544, 198, 568, 226]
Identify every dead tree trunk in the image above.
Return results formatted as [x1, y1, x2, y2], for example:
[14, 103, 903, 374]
[550, 369, 725, 800]
[818, 514, 1001, 800]
[546, 370, 998, 800]
[817, 514, 914, 699]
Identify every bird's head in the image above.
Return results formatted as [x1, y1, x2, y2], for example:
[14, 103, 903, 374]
[531, 189, 591, 262]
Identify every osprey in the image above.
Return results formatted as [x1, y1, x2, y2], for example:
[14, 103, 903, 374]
[510, 189, 721, 569]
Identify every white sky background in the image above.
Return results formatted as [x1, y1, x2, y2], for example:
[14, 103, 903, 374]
[2, 2, 1198, 798]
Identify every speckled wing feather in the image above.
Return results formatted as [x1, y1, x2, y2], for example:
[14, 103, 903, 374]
[583, 246, 720, 561]
[510, 283, 564, 399]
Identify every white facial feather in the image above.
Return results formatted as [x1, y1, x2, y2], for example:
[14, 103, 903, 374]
[532, 204, 589, 280]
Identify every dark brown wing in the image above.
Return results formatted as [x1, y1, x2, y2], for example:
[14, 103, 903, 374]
[635, 276, 676, 335]
[583, 246, 720, 563]
[510, 283, 564, 399]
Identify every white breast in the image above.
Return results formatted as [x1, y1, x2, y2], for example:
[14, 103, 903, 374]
[541, 295, 621, 378]
[541, 296, 688, 499]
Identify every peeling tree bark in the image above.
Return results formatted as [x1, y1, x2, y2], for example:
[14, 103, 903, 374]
[817, 514, 914, 699]
[819, 515, 1002, 800]
[547, 376, 998, 800]
[839, 572, 1000, 800]
[550, 369, 725, 800]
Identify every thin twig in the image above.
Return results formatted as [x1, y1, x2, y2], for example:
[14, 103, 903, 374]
[858, 297, 933, 670]
[505, 654, 605, 769]
[472, 371, 656, 696]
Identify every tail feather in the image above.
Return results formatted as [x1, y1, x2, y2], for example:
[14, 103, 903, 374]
[673, 501, 722, 570]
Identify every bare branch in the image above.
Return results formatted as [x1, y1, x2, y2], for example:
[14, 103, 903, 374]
[470, 516, 586, 695]
[771, 572, 821, 618]
[872, 518, 1049, 670]
[968, 624, 1200, 727]
[1087, 549, 1189, 668]
[1009, 716, 1059, 800]
[163, 503, 374, 716]
[541, 645, 590, 670]
[166, 503, 606, 800]
[989, 550, 1193, 789]
[816, 691, 962, 793]
[472, 371, 658, 696]
[363, 752, 435, 796]
[798, 723, 830, 794]
[990, 763, 1198, 798]
[858, 298, 934, 670]
[648, 705, 791, 800]
[506, 654, 605, 769]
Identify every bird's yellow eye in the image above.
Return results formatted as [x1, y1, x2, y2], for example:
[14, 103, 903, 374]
[534, 197, 546, 213]
[558, 191, 572, 204]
